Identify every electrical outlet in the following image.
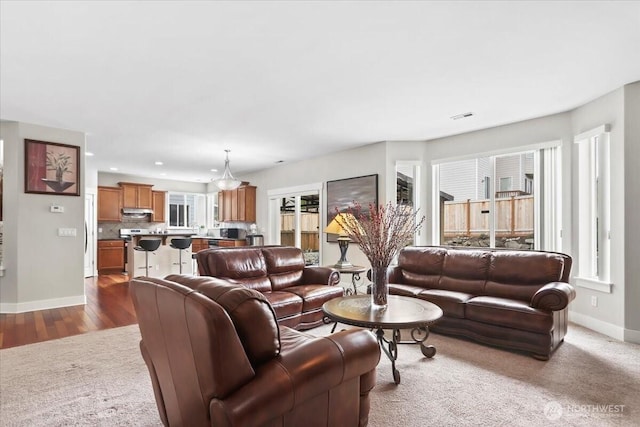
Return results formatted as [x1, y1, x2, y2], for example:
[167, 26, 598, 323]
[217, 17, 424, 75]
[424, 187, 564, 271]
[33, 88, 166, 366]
[591, 296, 598, 307]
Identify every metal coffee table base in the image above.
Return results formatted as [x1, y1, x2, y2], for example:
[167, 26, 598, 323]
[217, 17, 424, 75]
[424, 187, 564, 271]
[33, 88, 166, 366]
[375, 327, 436, 384]
[322, 295, 443, 385]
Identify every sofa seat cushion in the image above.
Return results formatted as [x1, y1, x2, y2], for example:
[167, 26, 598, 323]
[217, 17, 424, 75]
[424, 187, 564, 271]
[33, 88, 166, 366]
[388, 283, 425, 297]
[466, 296, 553, 334]
[417, 289, 474, 319]
[284, 285, 344, 312]
[263, 291, 303, 319]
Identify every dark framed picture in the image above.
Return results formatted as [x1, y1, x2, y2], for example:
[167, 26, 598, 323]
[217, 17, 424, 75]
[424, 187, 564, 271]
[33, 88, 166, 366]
[25, 139, 80, 196]
[326, 174, 378, 242]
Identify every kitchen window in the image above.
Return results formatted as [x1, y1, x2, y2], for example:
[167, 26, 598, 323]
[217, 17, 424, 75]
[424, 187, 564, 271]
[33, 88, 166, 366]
[168, 192, 206, 228]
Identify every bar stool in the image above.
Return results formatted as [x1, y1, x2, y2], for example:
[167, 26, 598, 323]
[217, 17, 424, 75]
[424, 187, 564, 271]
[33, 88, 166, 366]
[134, 239, 162, 276]
[170, 237, 192, 274]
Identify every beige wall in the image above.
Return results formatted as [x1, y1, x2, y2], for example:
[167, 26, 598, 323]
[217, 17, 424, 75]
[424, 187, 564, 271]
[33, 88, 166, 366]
[623, 82, 640, 342]
[0, 121, 86, 312]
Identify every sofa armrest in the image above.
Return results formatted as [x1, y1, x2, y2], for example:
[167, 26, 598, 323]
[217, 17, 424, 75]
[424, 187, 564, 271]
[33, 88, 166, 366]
[302, 266, 341, 286]
[531, 282, 576, 311]
[209, 329, 379, 426]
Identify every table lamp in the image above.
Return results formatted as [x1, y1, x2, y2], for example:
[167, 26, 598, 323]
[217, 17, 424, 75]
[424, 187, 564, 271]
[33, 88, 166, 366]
[324, 213, 356, 268]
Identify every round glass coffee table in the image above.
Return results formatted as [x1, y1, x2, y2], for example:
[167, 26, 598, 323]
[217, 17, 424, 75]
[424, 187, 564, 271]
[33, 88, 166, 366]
[322, 295, 443, 384]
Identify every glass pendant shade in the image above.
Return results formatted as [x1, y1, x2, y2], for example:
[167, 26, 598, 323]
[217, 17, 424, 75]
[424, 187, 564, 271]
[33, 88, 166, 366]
[214, 149, 241, 191]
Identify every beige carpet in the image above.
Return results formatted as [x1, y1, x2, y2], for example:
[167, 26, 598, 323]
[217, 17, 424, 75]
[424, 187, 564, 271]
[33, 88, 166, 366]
[1, 323, 638, 426]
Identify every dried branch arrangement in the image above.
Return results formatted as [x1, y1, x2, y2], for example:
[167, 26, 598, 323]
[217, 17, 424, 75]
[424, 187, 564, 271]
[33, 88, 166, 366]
[335, 202, 425, 268]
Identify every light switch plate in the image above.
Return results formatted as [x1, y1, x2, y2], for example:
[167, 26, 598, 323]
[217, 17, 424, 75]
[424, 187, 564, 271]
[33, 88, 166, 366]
[50, 205, 65, 213]
[58, 228, 77, 237]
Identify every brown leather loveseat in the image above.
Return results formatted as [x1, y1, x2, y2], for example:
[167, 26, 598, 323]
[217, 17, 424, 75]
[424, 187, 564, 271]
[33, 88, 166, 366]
[131, 275, 381, 427]
[388, 246, 575, 360]
[196, 246, 344, 330]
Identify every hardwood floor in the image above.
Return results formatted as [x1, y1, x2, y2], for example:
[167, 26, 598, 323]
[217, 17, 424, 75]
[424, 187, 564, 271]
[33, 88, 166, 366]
[0, 274, 136, 349]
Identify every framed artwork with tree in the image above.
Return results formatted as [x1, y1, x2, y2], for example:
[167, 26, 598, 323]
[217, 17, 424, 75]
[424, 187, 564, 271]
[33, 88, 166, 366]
[24, 139, 80, 196]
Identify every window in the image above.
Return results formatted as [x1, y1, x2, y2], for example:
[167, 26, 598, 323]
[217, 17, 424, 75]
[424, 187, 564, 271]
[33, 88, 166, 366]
[396, 161, 422, 245]
[433, 143, 561, 252]
[499, 177, 512, 192]
[168, 192, 206, 228]
[574, 125, 611, 292]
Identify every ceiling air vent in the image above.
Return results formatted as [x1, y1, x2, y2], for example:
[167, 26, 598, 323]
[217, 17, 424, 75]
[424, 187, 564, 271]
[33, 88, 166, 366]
[451, 112, 474, 120]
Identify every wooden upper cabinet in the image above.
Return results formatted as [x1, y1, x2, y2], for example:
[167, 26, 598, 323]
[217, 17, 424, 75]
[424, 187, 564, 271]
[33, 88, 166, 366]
[151, 191, 166, 223]
[97, 186, 122, 222]
[218, 185, 256, 223]
[119, 182, 153, 209]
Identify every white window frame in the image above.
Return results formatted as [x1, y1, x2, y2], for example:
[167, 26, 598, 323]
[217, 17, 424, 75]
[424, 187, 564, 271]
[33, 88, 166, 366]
[431, 140, 562, 251]
[574, 125, 612, 293]
[396, 161, 423, 244]
[267, 182, 323, 260]
[167, 192, 206, 230]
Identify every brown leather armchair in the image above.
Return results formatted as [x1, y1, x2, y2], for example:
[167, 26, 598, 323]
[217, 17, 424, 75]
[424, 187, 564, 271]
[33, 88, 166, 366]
[131, 275, 381, 427]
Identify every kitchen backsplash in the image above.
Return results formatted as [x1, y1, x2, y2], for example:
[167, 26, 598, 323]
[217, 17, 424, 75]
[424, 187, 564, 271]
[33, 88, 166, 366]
[98, 220, 168, 239]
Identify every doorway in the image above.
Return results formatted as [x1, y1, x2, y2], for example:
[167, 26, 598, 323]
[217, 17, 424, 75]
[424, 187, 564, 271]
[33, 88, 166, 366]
[267, 183, 322, 266]
[84, 193, 96, 277]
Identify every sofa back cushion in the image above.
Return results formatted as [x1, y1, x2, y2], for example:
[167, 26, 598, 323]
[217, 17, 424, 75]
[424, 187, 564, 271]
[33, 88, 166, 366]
[196, 248, 272, 292]
[261, 246, 306, 291]
[397, 246, 447, 288]
[485, 251, 569, 301]
[440, 249, 491, 295]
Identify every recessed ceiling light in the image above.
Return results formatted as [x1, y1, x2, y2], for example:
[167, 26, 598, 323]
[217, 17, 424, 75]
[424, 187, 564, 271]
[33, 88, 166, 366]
[210, 168, 218, 172]
[155, 161, 163, 166]
[109, 167, 118, 171]
[85, 152, 94, 156]
[160, 173, 167, 176]
[451, 112, 474, 120]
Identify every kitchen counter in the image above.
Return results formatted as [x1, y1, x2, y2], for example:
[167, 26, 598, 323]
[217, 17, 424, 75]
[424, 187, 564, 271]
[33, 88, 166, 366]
[127, 236, 194, 277]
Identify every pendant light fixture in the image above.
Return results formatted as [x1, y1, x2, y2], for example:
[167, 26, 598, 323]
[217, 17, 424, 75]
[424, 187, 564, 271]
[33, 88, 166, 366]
[213, 149, 242, 190]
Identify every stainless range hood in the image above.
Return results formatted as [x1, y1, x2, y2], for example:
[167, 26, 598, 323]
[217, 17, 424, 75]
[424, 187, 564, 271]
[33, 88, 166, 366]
[122, 208, 154, 218]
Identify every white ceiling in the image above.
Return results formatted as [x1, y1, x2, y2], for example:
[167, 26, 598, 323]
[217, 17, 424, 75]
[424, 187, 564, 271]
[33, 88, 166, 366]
[2, 1, 639, 183]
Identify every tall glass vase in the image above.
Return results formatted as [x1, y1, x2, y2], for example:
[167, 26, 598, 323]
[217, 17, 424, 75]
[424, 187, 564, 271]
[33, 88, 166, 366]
[370, 265, 389, 308]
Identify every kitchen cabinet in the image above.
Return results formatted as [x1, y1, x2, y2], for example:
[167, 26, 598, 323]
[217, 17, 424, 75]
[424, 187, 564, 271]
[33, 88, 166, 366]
[218, 239, 246, 247]
[218, 185, 256, 222]
[97, 239, 125, 274]
[97, 186, 122, 222]
[191, 238, 209, 254]
[119, 182, 153, 209]
[151, 191, 166, 223]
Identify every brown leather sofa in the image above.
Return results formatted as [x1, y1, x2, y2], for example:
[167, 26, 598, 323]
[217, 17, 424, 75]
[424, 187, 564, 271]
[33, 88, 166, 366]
[131, 275, 381, 427]
[196, 246, 345, 330]
[387, 246, 575, 360]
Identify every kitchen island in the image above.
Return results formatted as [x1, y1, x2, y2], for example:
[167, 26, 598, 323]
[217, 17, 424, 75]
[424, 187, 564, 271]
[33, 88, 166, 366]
[127, 232, 199, 278]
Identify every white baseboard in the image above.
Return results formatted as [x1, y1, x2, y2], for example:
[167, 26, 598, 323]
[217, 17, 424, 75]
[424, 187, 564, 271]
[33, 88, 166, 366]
[0, 294, 86, 314]
[569, 310, 625, 341]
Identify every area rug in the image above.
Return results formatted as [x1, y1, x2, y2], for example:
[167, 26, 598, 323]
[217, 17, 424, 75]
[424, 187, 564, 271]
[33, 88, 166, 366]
[1, 323, 638, 426]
